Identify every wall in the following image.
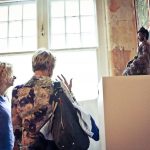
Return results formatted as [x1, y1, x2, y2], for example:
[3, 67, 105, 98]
[96, 0, 137, 76]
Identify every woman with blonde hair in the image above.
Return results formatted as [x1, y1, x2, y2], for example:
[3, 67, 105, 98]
[0, 61, 16, 150]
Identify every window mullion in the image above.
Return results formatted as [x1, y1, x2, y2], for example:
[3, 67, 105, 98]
[79, 0, 81, 47]
[7, 5, 9, 49]
[22, 3, 23, 49]
[37, 0, 48, 49]
[0, 0, 34, 5]
[64, 0, 66, 47]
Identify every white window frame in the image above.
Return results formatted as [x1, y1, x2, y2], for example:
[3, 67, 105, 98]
[0, 0, 99, 101]
[0, 0, 37, 52]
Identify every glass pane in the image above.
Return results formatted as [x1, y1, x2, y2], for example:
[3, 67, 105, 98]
[9, 21, 22, 37]
[23, 3, 36, 19]
[81, 16, 95, 33]
[51, 34, 65, 49]
[81, 33, 97, 47]
[23, 20, 36, 36]
[0, 22, 8, 38]
[51, 18, 65, 34]
[48, 0, 97, 49]
[8, 37, 22, 50]
[51, 1, 64, 17]
[52, 50, 98, 101]
[66, 34, 80, 48]
[0, 54, 33, 98]
[0, 49, 98, 101]
[66, 17, 80, 33]
[23, 37, 37, 50]
[0, 39, 7, 51]
[80, 0, 95, 16]
[0, 6, 8, 21]
[65, 0, 79, 16]
[9, 4, 22, 21]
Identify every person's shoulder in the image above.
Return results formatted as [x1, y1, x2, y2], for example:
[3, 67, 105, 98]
[12, 84, 24, 97]
[13, 84, 24, 91]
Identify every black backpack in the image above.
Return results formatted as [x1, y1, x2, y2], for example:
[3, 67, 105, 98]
[50, 82, 90, 150]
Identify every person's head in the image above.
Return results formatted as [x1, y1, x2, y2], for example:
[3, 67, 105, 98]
[0, 62, 16, 94]
[137, 26, 149, 41]
[32, 48, 56, 77]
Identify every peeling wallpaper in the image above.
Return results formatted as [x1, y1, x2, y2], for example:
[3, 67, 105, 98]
[106, 0, 137, 75]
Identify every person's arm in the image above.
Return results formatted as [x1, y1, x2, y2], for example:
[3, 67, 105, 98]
[57, 74, 76, 101]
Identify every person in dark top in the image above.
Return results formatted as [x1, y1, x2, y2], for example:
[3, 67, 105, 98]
[123, 26, 150, 75]
[0, 61, 16, 150]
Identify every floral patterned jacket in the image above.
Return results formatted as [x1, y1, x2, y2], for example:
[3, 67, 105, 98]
[12, 76, 54, 150]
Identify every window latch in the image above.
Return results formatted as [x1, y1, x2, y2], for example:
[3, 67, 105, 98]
[41, 24, 45, 36]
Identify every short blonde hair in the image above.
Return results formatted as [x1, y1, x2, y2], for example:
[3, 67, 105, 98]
[0, 62, 12, 87]
[32, 49, 56, 72]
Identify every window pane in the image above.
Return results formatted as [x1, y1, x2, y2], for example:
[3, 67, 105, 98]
[53, 49, 98, 101]
[0, 49, 98, 101]
[23, 3, 36, 19]
[49, 0, 97, 49]
[51, 18, 65, 34]
[23, 37, 37, 50]
[8, 37, 22, 50]
[0, 22, 8, 38]
[80, 0, 95, 15]
[51, 34, 65, 49]
[66, 34, 80, 48]
[9, 4, 22, 21]
[81, 33, 97, 47]
[9, 21, 22, 37]
[66, 17, 80, 33]
[0, 1, 36, 52]
[0, 54, 33, 98]
[81, 16, 95, 33]
[0, 39, 7, 51]
[23, 20, 36, 36]
[0, 6, 8, 21]
[65, 0, 79, 16]
[51, 1, 64, 17]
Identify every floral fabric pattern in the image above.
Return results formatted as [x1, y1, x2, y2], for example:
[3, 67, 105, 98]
[12, 76, 54, 150]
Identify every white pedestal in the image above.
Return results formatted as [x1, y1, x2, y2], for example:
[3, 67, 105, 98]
[98, 75, 150, 150]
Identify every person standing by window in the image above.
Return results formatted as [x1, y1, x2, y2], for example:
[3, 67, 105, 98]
[0, 62, 16, 150]
[12, 49, 59, 150]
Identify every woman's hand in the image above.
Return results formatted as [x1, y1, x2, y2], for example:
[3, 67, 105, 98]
[57, 74, 72, 92]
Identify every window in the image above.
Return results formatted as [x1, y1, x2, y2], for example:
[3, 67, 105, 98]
[48, 0, 98, 101]
[49, 0, 97, 49]
[52, 49, 98, 101]
[0, 0, 37, 52]
[0, 0, 98, 101]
